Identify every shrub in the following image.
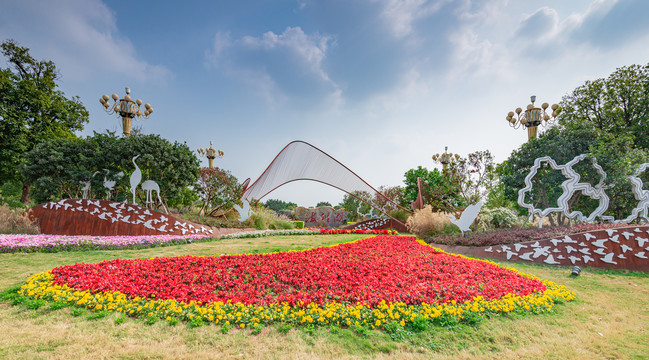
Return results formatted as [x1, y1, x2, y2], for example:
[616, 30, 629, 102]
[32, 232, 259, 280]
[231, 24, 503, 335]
[426, 222, 625, 247]
[292, 220, 305, 229]
[177, 207, 245, 228]
[388, 208, 409, 223]
[476, 207, 521, 230]
[0, 181, 27, 209]
[406, 205, 452, 239]
[0, 205, 40, 234]
[245, 207, 296, 230]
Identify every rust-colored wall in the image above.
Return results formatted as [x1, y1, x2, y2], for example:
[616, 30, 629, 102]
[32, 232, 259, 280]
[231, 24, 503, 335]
[431, 225, 649, 272]
[28, 199, 214, 236]
[343, 218, 409, 233]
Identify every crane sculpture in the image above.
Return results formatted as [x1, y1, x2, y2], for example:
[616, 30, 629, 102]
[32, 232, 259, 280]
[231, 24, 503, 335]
[129, 155, 142, 204]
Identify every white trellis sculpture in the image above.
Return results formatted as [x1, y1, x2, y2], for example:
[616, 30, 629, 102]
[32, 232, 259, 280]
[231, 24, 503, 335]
[518, 154, 649, 226]
[600, 162, 649, 224]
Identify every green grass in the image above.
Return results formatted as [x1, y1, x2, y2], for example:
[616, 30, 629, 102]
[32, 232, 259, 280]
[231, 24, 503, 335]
[1, 233, 648, 359]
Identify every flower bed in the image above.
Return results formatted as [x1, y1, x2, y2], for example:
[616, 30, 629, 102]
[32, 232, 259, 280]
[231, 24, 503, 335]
[220, 228, 397, 239]
[318, 228, 398, 235]
[16, 236, 574, 330]
[0, 234, 211, 253]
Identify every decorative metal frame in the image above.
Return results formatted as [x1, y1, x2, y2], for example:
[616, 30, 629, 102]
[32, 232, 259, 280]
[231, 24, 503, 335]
[519, 154, 649, 225]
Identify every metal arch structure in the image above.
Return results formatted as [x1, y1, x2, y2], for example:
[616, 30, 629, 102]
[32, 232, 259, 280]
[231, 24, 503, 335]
[240, 140, 412, 226]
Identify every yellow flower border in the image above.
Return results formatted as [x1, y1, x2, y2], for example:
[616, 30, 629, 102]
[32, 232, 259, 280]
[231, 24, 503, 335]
[17, 237, 576, 330]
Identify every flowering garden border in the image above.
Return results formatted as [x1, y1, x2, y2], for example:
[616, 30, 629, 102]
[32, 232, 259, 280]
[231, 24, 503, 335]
[1, 229, 396, 253]
[0, 234, 212, 253]
[11, 236, 575, 332]
[220, 228, 398, 239]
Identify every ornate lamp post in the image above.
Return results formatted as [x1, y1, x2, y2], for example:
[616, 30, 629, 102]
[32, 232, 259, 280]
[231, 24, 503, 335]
[432, 146, 460, 172]
[197, 141, 224, 168]
[506, 95, 560, 140]
[99, 88, 153, 136]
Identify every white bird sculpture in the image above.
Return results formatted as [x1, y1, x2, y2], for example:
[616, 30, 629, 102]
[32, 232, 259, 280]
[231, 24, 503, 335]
[234, 199, 252, 222]
[80, 180, 91, 199]
[103, 169, 124, 199]
[80, 171, 100, 199]
[445, 201, 484, 237]
[130, 155, 142, 204]
[141, 179, 168, 213]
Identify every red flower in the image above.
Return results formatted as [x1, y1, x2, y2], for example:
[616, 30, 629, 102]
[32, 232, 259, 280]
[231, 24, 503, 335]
[51, 236, 545, 308]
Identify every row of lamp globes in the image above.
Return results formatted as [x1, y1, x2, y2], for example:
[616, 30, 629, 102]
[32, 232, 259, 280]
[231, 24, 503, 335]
[506, 95, 560, 140]
[197, 141, 224, 168]
[99, 88, 153, 136]
[432, 146, 460, 171]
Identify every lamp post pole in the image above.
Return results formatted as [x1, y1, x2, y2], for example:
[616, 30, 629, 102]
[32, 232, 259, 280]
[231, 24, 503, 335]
[506, 95, 560, 141]
[432, 146, 460, 173]
[100, 88, 153, 136]
[197, 141, 224, 168]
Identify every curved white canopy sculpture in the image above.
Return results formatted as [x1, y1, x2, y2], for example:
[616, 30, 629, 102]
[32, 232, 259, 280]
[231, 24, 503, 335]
[241, 141, 410, 217]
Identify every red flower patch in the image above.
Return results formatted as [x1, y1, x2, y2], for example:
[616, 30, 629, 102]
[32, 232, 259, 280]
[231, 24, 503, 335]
[51, 236, 545, 307]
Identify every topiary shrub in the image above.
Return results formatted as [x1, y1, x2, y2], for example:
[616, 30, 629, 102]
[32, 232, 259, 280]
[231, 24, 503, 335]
[292, 220, 305, 229]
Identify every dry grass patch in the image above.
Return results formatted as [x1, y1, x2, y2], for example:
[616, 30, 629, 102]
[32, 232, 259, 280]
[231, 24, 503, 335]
[406, 206, 453, 239]
[0, 205, 39, 234]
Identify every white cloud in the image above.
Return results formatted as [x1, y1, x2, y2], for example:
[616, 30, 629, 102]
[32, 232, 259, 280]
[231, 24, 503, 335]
[380, 0, 450, 38]
[240, 27, 335, 84]
[205, 26, 338, 104]
[205, 31, 233, 68]
[515, 7, 560, 42]
[561, 0, 618, 34]
[296, 0, 310, 10]
[0, 0, 171, 83]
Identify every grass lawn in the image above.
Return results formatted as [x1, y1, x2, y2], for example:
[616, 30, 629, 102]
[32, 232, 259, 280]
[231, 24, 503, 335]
[1, 233, 648, 359]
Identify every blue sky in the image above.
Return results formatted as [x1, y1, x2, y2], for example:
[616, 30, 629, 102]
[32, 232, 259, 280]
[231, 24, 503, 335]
[2, 0, 649, 207]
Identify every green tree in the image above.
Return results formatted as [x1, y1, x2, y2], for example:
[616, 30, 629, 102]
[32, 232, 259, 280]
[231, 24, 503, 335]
[0, 40, 89, 204]
[559, 63, 649, 149]
[499, 122, 648, 225]
[443, 150, 496, 206]
[196, 167, 243, 216]
[263, 199, 298, 218]
[264, 199, 297, 212]
[338, 191, 373, 222]
[21, 132, 200, 209]
[375, 185, 409, 222]
[403, 166, 462, 213]
[315, 201, 332, 207]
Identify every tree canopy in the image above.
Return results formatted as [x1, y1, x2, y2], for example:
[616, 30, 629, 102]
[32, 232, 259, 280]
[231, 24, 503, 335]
[0, 40, 89, 204]
[444, 150, 496, 206]
[21, 132, 200, 208]
[558, 63, 649, 149]
[499, 116, 648, 225]
[403, 166, 463, 213]
[498, 62, 649, 225]
[196, 166, 243, 216]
